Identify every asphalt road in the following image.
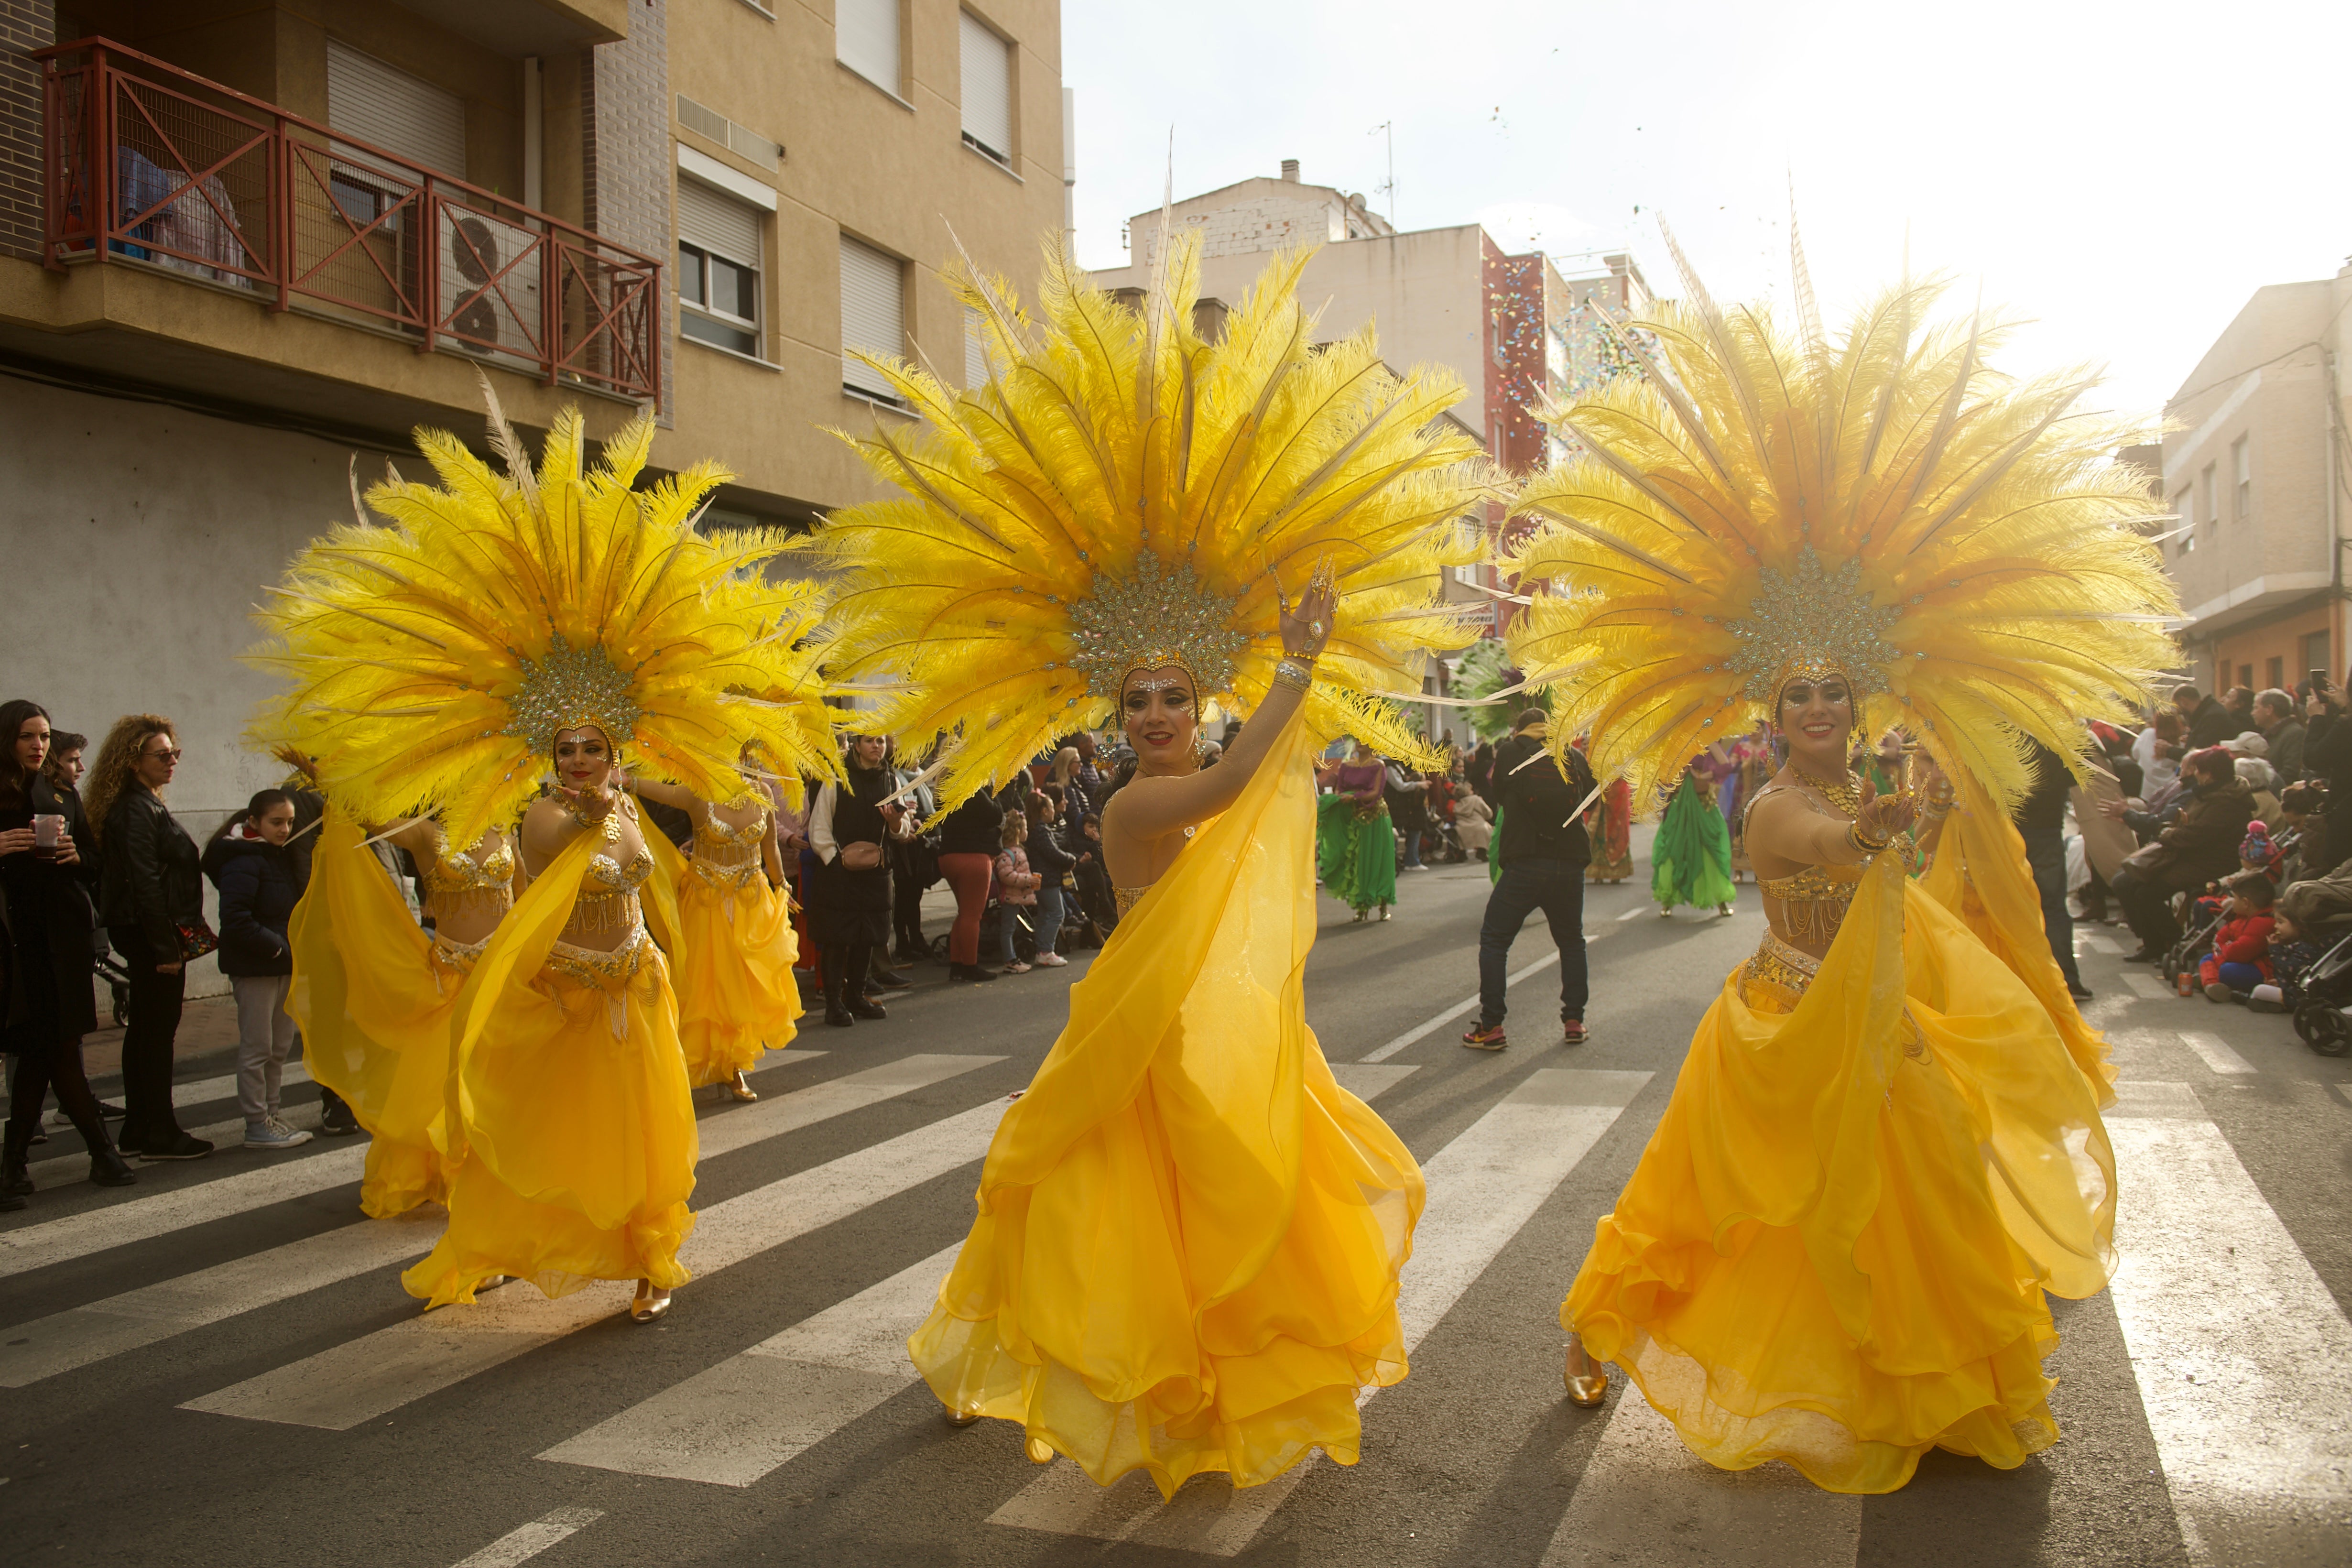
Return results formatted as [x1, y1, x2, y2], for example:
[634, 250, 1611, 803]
[3, 859, 2348, 1568]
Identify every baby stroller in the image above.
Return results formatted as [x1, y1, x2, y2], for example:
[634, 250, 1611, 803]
[2291, 930, 2352, 1056]
[93, 951, 132, 1028]
[2159, 894, 2227, 988]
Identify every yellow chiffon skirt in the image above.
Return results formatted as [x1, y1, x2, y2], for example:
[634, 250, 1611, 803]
[909, 710, 1425, 1497]
[673, 868, 801, 1086]
[288, 814, 465, 1219]
[1563, 855, 2116, 1494]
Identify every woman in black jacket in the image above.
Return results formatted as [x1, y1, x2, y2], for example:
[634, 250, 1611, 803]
[0, 700, 133, 1203]
[201, 789, 312, 1151]
[935, 787, 1003, 983]
[87, 713, 211, 1161]
[807, 734, 904, 1026]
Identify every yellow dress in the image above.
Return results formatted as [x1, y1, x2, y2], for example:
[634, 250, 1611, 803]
[645, 797, 801, 1086]
[908, 710, 1426, 1496]
[1562, 788, 2117, 1495]
[402, 814, 698, 1308]
[1918, 777, 2117, 1103]
[289, 814, 512, 1219]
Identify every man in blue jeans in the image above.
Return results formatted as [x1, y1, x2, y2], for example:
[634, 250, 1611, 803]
[1464, 708, 1594, 1049]
[2016, 737, 2091, 1000]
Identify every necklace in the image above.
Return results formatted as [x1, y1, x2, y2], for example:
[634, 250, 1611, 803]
[561, 790, 622, 843]
[1794, 765, 1862, 818]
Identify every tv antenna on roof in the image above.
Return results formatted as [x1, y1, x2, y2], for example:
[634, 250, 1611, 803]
[1368, 121, 1395, 228]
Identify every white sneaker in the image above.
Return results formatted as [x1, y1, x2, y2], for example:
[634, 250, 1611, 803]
[246, 1119, 312, 1150]
[1003, 960, 1032, 974]
[1033, 952, 1069, 967]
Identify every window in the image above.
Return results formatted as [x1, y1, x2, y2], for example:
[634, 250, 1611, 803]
[2174, 487, 2194, 554]
[327, 40, 465, 176]
[2268, 656, 2285, 690]
[677, 179, 762, 357]
[2303, 632, 2333, 688]
[2232, 435, 2250, 519]
[837, 0, 901, 97]
[2238, 664, 2253, 693]
[959, 11, 1013, 164]
[840, 235, 904, 401]
[2199, 464, 2216, 534]
[965, 306, 989, 389]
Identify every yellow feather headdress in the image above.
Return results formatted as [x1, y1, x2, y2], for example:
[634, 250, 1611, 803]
[816, 235, 1499, 806]
[249, 386, 841, 847]
[1502, 256, 2180, 811]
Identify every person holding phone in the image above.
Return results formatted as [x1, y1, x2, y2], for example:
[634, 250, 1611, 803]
[806, 733, 901, 1027]
[0, 700, 134, 1204]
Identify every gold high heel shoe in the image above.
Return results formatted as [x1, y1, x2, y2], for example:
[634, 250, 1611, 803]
[630, 1279, 673, 1323]
[1563, 1335, 1608, 1408]
[944, 1406, 981, 1428]
[727, 1071, 759, 1103]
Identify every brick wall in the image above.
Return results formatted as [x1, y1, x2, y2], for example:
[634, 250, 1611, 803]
[583, 0, 672, 419]
[0, 1, 55, 261]
[1138, 188, 1343, 269]
[1483, 239, 1546, 477]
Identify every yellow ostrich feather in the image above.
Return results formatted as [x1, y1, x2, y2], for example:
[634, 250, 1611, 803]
[1502, 266, 2180, 813]
[817, 235, 1499, 806]
[249, 389, 841, 847]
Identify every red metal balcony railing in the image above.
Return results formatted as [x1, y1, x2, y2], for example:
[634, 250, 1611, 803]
[34, 37, 662, 408]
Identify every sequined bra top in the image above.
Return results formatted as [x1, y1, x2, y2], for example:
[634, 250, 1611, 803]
[691, 796, 769, 888]
[1743, 781, 1866, 948]
[418, 828, 515, 920]
[567, 811, 655, 940]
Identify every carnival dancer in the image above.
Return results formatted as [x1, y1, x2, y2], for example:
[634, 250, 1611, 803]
[1315, 741, 1397, 920]
[1503, 256, 2177, 1493]
[820, 236, 1492, 1494]
[1727, 727, 1775, 879]
[1652, 764, 1737, 916]
[633, 739, 826, 1099]
[252, 387, 835, 1323]
[1583, 738, 1635, 884]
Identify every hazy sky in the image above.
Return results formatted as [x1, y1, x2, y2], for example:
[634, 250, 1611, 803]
[1064, 0, 2348, 421]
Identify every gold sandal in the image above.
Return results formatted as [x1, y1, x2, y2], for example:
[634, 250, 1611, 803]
[1563, 1335, 1609, 1408]
[630, 1279, 673, 1323]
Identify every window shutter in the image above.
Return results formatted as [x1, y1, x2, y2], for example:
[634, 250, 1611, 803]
[837, 0, 901, 96]
[959, 11, 1012, 160]
[965, 306, 988, 389]
[840, 236, 903, 398]
[326, 40, 466, 176]
[678, 178, 760, 267]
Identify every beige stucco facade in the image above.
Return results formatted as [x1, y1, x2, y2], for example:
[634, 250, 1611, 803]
[2159, 266, 2352, 699]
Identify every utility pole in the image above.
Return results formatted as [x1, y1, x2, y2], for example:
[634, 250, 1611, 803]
[1369, 120, 1395, 227]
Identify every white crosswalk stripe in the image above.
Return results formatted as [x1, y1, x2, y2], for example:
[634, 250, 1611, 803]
[2175, 1029, 2258, 1076]
[0, 1053, 973, 1389]
[986, 1067, 1655, 1556]
[2103, 1080, 2352, 1560]
[534, 1061, 1424, 1488]
[180, 1088, 1016, 1429]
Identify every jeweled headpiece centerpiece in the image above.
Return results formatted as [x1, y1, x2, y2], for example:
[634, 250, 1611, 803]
[1066, 554, 1247, 700]
[502, 634, 643, 754]
[1724, 548, 1903, 705]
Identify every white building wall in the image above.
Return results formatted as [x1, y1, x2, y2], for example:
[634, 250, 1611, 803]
[1, 375, 364, 993]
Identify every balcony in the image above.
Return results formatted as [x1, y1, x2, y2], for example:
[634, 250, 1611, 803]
[30, 38, 661, 412]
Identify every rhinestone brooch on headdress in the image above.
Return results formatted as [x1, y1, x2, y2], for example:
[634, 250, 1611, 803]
[1066, 554, 1248, 700]
[500, 634, 645, 755]
[1724, 548, 1904, 702]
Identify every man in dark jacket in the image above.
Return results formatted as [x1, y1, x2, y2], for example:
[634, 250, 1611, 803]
[1463, 708, 1596, 1049]
[2108, 748, 2256, 962]
[2014, 739, 2090, 1000]
[2175, 685, 2233, 751]
[2254, 688, 2306, 783]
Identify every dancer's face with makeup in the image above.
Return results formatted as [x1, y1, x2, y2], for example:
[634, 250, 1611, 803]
[553, 727, 614, 794]
[1123, 665, 1198, 774]
[1777, 673, 1853, 771]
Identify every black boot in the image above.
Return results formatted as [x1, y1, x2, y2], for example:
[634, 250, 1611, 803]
[1, 1121, 34, 1198]
[849, 993, 889, 1021]
[822, 950, 855, 1027]
[71, 1111, 136, 1188]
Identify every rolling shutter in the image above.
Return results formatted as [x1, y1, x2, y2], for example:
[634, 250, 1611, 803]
[840, 235, 902, 398]
[837, 0, 901, 96]
[965, 306, 988, 389]
[326, 40, 466, 176]
[959, 11, 1012, 160]
[678, 177, 759, 267]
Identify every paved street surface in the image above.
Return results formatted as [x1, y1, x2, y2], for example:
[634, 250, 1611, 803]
[5, 861, 2349, 1567]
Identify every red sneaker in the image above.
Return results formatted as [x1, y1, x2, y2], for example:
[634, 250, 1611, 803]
[1460, 1022, 1508, 1051]
[1561, 1019, 1589, 1045]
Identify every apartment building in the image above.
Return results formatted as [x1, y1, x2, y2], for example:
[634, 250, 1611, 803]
[2159, 261, 2352, 701]
[1087, 161, 1578, 745]
[0, 0, 1067, 835]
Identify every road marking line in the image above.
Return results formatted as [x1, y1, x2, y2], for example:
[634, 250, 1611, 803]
[535, 1065, 1421, 1489]
[2124, 973, 2179, 1001]
[449, 1505, 604, 1568]
[988, 1067, 1655, 1556]
[1616, 906, 1649, 921]
[2333, 1082, 2352, 1112]
[2175, 1030, 2258, 1076]
[2077, 931, 2123, 955]
[180, 1093, 1015, 1429]
[2, 1050, 840, 1279]
[1540, 1390, 1861, 1568]
[2104, 1081, 2352, 1557]
[1359, 954, 1558, 1062]
[0, 1054, 969, 1389]
[25, 1104, 326, 1191]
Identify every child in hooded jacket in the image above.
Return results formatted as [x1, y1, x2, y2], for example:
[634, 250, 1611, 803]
[2200, 870, 2277, 1003]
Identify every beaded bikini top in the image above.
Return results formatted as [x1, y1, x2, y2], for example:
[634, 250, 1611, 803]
[691, 796, 768, 885]
[418, 826, 515, 917]
[1743, 780, 1867, 948]
[564, 798, 653, 938]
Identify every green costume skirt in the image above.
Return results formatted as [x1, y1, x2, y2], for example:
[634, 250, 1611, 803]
[1316, 794, 1398, 912]
[1651, 775, 1735, 912]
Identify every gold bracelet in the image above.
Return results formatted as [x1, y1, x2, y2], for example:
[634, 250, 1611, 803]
[1272, 656, 1316, 693]
[1847, 821, 1891, 855]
